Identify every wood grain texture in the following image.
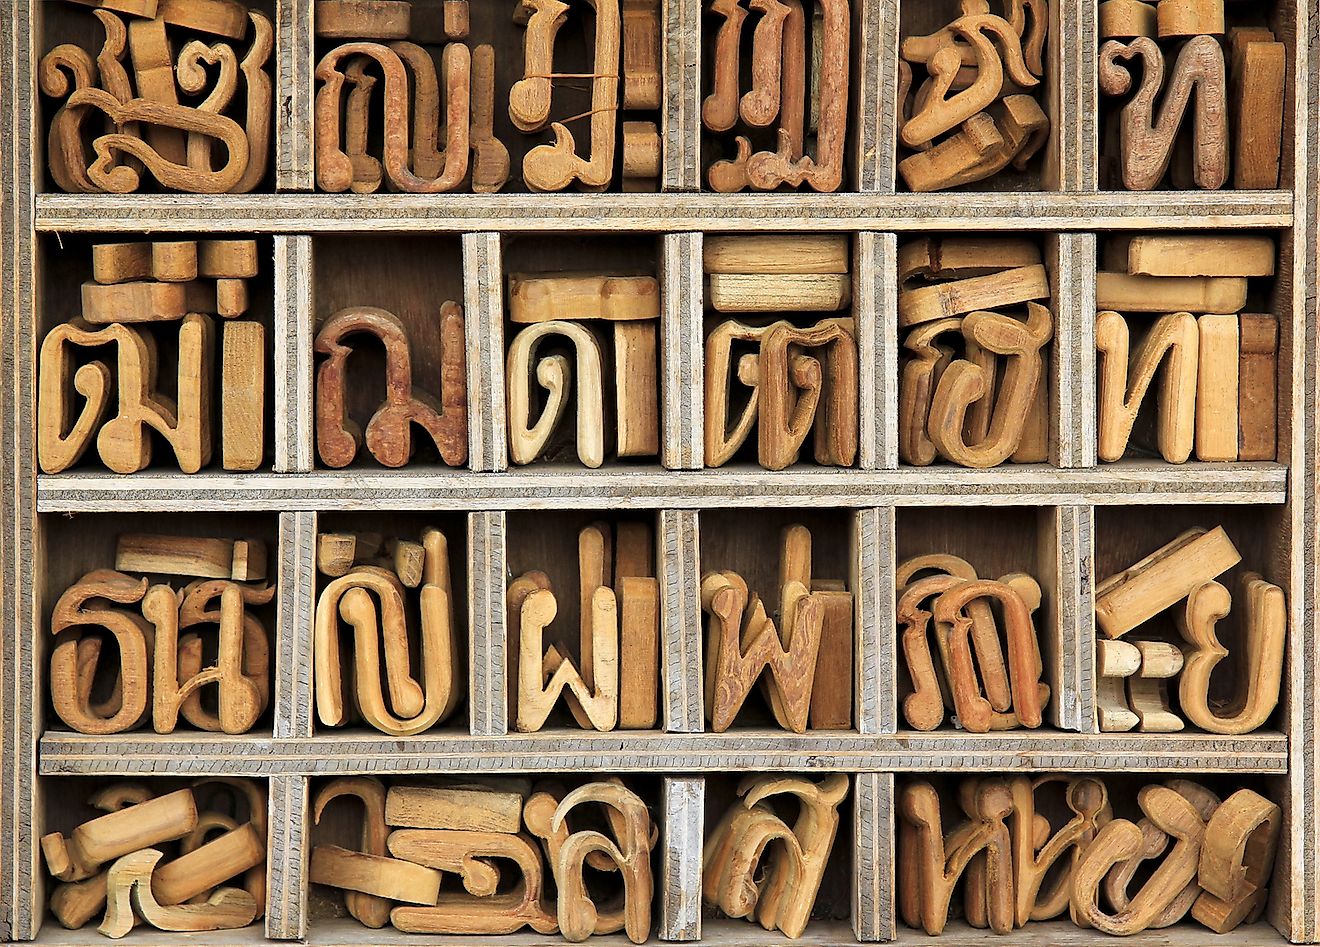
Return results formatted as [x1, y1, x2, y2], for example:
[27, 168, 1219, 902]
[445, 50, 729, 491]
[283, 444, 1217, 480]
[662, 0, 700, 190]
[855, 233, 898, 470]
[2, 0, 39, 937]
[33, 191, 1296, 233]
[277, 0, 315, 189]
[265, 775, 309, 939]
[468, 510, 507, 736]
[462, 233, 506, 472]
[36, 463, 1289, 512]
[275, 512, 316, 740]
[855, 0, 898, 191]
[661, 232, 702, 469]
[853, 772, 895, 942]
[660, 510, 702, 732]
[1054, 0, 1098, 190]
[274, 235, 314, 472]
[854, 508, 893, 735]
[1051, 506, 1096, 733]
[1051, 233, 1097, 467]
[37, 730, 1288, 775]
[659, 777, 702, 941]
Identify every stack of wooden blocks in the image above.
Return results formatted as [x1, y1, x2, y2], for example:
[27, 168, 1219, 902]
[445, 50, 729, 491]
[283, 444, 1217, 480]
[2, 0, 1317, 946]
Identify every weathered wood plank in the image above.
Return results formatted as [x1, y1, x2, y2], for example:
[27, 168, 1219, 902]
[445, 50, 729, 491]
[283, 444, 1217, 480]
[274, 235, 313, 472]
[36, 463, 1289, 512]
[2, 0, 40, 938]
[274, 512, 316, 739]
[853, 772, 895, 942]
[661, 233, 702, 469]
[1044, 506, 1095, 733]
[265, 775, 310, 939]
[1051, 233, 1098, 468]
[662, 0, 700, 191]
[32, 192, 1296, 233]
[659, 777, 703, 941]
[855, 233, 897, 469]
[854, 508, 892, 735]
[276, 0, 315, 190]
[855, 0, 898, 192]
[468, 511, 507, 736]
[1052, 0, 1097, 190]
[660, 510, 702, 733]
[462, 232, 507, 472]
[37, 730, 1289, 776]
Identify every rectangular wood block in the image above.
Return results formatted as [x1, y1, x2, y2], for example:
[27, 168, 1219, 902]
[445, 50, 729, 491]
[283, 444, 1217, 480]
[703, 235, 850, 275]
[1105, 235, 1275, 277]
[222, 320, 266, 471]
[1238, 313, 1278, 462]
[116, 533, 268, 581]
[707, 273, 852, 313]
[614, 320, 660, 458]
[1095, 272, 1248, 314]
[1195, 314, 1239, 461]
[809, 589, 853, 730]
[384, 784, 523, 832]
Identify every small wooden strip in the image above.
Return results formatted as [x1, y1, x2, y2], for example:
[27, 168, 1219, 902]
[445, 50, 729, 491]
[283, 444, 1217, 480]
[1055, 0, 1098, 190]
[266, 775, 309, 939]
[855, 233, 898, 469]
[660, 510, 702, 733]
[853, 772, 895, 941]
[274, 235, 313, 472]
[1053, 233, 1097, 467]
[277, 0, 315, 189]
[661, 232, 703, 469]
[854, 508, 891, 735]
[658, 777, 703, 941]
[275, 512, 316, 740]
[856, 0, 898, 191]
[468, 511, 507, 736]
[661, 0, 700, 190]
[1053, 505, 1097, 733]
[462, 232, 506, 472]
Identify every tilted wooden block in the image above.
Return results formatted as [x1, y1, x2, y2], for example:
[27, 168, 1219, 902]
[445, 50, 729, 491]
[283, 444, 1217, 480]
[42, 789, 199, 883]
[116, 533, 267, 581]
[309, 844, 442, 904]
[898, 264, 1050, 328]
[1094, 526, 1241, 638]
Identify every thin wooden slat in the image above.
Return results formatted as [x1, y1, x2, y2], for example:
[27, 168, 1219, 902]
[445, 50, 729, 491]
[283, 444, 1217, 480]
[659, 776, 703, 941]
[660, 509, 702, 733]
[274, 512, 316, 740]
[462, 232, 506, 472]
[662, 0, 700, 191]
[1044, 506, 1096, 733]
[32, 191, 1297, 233]
[1051, 232, 1097, 467]
[274, 235, 313, 472]
[853, 772, 895, 942]
[37, 730, 1290, 776]
[854, 508, 892, 735]
[265, 775, 310, 939]
[276, 0, 314, 190]
[662, 232, 702, 469]
[1052, 0, 1097, 190]
[2, 0, 40, 938]
[855, 0, 898, 192]
[1281, 2, 1317, 937]
[855, 233, 897, 470]
[35, 463, 1290, 512]
[468, 511, 507, 736]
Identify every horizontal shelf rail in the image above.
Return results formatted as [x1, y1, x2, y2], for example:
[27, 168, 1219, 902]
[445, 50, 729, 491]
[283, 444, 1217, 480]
[34, 191, 1294, 234]
[36, 462, 1289, 512]
[39, 730, 1289, 776]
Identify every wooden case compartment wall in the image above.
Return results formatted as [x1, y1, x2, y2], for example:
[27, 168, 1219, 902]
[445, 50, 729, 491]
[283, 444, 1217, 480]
[3, 3, 1317, 947]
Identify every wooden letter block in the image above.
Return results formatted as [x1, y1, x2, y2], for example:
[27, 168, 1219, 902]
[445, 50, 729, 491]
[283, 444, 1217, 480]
[1195, 314, 1239, 462]
[221, 320, 265, 471]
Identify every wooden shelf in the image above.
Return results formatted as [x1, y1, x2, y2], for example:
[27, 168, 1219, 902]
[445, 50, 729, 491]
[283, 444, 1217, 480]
[34, 461, 1288, 513]
[38, 729, 1289, 776]
[33, 191, 1294, 234]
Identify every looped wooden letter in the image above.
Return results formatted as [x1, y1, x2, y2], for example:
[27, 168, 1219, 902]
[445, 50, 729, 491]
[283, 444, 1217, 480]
[506, 320, 605, 468]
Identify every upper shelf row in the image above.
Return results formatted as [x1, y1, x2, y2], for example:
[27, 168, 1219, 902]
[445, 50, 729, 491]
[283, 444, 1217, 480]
[27, 0, 1301, 196]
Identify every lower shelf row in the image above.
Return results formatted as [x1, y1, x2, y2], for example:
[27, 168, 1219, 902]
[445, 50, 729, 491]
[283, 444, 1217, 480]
[37, 770, 1287, 944]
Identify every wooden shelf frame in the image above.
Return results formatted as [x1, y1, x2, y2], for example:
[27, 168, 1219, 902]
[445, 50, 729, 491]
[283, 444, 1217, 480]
[2, 1, 1318, 947]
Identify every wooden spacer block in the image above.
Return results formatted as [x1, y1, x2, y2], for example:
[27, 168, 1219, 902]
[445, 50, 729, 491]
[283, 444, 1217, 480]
[1099, 0, 1157, 37]
[1156, 0, 1224, 37]
[704, 235, 850, 275]
[158, 0, 251, 39]
[443, 0, 469, 38]
[1095, 273, 1248, 314]
[623, 122, 662, 180]
[384, 783, 523, 832]
[199, 240, 260, 279]
[508, 274, 660, 323]
[315, 0, 412, 39]
[221, 320, 266, 471]
[81, 280, 187, 323]
[1238, 314, 1278, 462]
[216, 278, 250, 318]
[1230, 35, 1286, 190]
[92, 243, 152, 284]
[150, 242, 199, 282]
[116, 533, 269, 581]
[707, 273, 852, 312]
[1104, 235, 1275, 278]
[1195, 314, 1240, 462]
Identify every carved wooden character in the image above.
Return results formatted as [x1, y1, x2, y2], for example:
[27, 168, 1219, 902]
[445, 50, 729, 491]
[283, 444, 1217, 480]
[703, 774, 848, 938]
[39, 7, 272, 194]
[702, 525, 850, 733]
[704, 0, 850, 193]
[315, 528, 462, 735]
[315, 304, 468, 469]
